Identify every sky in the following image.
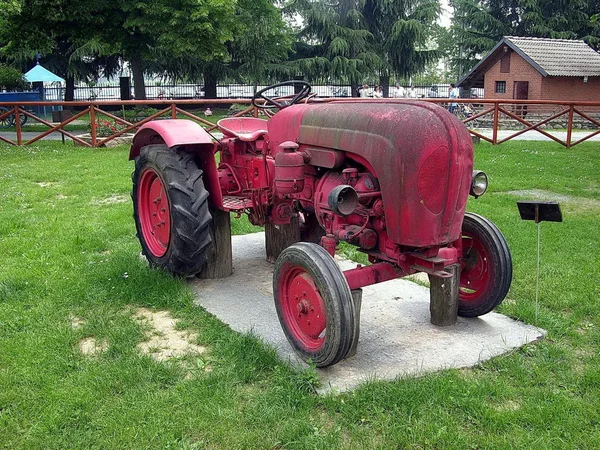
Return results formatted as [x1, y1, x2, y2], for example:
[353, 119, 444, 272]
[439, 0, 453, 28]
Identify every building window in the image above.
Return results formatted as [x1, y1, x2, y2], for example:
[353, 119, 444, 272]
[500, 54, 510, 73]
[495, 81, 506, 94]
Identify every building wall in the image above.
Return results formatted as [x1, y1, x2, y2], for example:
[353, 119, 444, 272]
[483, 49, 600, 101]
[483, 50, 542, 100]
[541, 76, 600, 101]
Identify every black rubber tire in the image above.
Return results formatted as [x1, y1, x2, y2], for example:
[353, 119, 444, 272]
[274, 242, 355, 367]
[132, 144, 212, 276]
[458, 212, 512, 317]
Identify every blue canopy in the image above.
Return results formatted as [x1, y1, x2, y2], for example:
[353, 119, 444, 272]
[24, 63, 64, 83]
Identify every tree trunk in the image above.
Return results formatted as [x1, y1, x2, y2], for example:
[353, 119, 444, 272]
[379, 75, 390, 98]
[64, 75, 75, 103]
[204, 72, 218, 99]
[293, 75, 305, 94]
[350, 74, 361, 97]
[129, 56, 146, 100]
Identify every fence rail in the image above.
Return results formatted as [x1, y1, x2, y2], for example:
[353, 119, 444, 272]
[1, 98, 599, 149]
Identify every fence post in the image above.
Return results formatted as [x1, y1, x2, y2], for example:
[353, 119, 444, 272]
[492, 102, 499, 145]
[171, 103, 177, 119]
[15, 106, 22, 146]
[90, 105, 97, 148]
[566, 104, 574, 149]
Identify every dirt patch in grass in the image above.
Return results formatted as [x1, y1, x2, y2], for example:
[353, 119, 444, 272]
[92, 194, 129, 205]
[70, 315, 86, 329]
[79, 337, 108, 356]
[506, 189, 600, 212]
[134, 308, 206, 362]
[72, 316, 108, 356]
[491, 400, 521, 412]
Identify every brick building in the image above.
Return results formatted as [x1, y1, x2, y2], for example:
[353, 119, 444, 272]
[458, 36, 600, 101]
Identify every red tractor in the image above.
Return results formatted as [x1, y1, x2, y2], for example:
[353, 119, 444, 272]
[129, 81, 512, 368]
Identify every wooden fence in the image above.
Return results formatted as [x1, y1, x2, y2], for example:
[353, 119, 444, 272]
[1, 98, 599, 149]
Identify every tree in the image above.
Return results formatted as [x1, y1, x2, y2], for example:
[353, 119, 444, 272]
[287, 0, 440, 96]
[450, 0, 600, 77]
[90, 0, 237, 100]
[0, 0, 121, 100]
[449, 0, 508, 77]
[0, 65, 25, 91]
[149, 0, 293, 99]
[363, 0, 441, 95]
[230, 0, 294, 91]
[285, 0, 378, 96]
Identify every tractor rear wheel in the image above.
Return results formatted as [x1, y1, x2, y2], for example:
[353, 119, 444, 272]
[458, 213, 512, 317]
[132, 144, 212, 276]
[274, 242, 355, 367]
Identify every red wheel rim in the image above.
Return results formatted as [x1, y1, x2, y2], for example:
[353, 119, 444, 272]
[138, 168, 171, 257]
[459, 233, 491, 301]
[278, 264, 327, 351]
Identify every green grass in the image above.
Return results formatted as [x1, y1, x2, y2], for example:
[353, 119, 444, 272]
[3, 123, 90, 132]
[1, 139, 599, 449]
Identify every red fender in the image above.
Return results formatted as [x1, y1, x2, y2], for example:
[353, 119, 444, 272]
[129, 119, 213, 160]
[129, 119, 222, 208]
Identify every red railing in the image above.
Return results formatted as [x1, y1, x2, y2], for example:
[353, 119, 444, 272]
[1, 98, 599, 148]
[424, 98, 600, 148]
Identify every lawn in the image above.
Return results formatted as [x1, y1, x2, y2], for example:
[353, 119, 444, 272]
[0, 139, 599, 449]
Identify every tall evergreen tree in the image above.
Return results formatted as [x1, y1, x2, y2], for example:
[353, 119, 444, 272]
[286, 0, 377, 96]
[363, 0, 440, 93]
[288, 0, 440, 95]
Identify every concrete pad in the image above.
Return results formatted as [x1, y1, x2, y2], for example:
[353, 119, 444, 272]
[190, 233, 545, 393]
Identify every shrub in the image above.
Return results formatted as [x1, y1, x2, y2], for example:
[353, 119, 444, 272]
[0, 65, 26, 91]
[90, 118, 129, 136]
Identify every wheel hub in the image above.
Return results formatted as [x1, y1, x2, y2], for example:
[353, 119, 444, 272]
[138, 168, 171, 257]
[460, 235, 490, 299]
[285, 271, 326, 349]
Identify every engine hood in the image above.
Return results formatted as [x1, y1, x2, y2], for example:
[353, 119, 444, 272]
[267, 100, 474, 247]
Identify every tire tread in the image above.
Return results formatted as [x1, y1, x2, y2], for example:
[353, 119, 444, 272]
[132, 144, 213, 276]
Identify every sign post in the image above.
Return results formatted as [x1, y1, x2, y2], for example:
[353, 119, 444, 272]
[517, 201, 563, 322]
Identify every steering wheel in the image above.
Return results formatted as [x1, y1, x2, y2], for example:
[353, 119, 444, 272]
[252, 81, 312, 110]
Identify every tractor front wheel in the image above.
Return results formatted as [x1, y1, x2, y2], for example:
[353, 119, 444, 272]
[458, 212, 512, 317]
[132, 144, 212, 276]
[274, 242, 355, 367]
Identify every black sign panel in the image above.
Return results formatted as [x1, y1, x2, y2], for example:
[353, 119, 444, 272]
[517, 201, 562, 223]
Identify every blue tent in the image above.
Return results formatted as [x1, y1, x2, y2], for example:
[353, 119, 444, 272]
[24, 63, 64, 83]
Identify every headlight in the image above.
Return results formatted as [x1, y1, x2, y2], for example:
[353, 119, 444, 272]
[470, 170, 488, 198]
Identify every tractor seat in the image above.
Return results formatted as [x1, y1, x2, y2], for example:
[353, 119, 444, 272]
[217, 117, 269, 142]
